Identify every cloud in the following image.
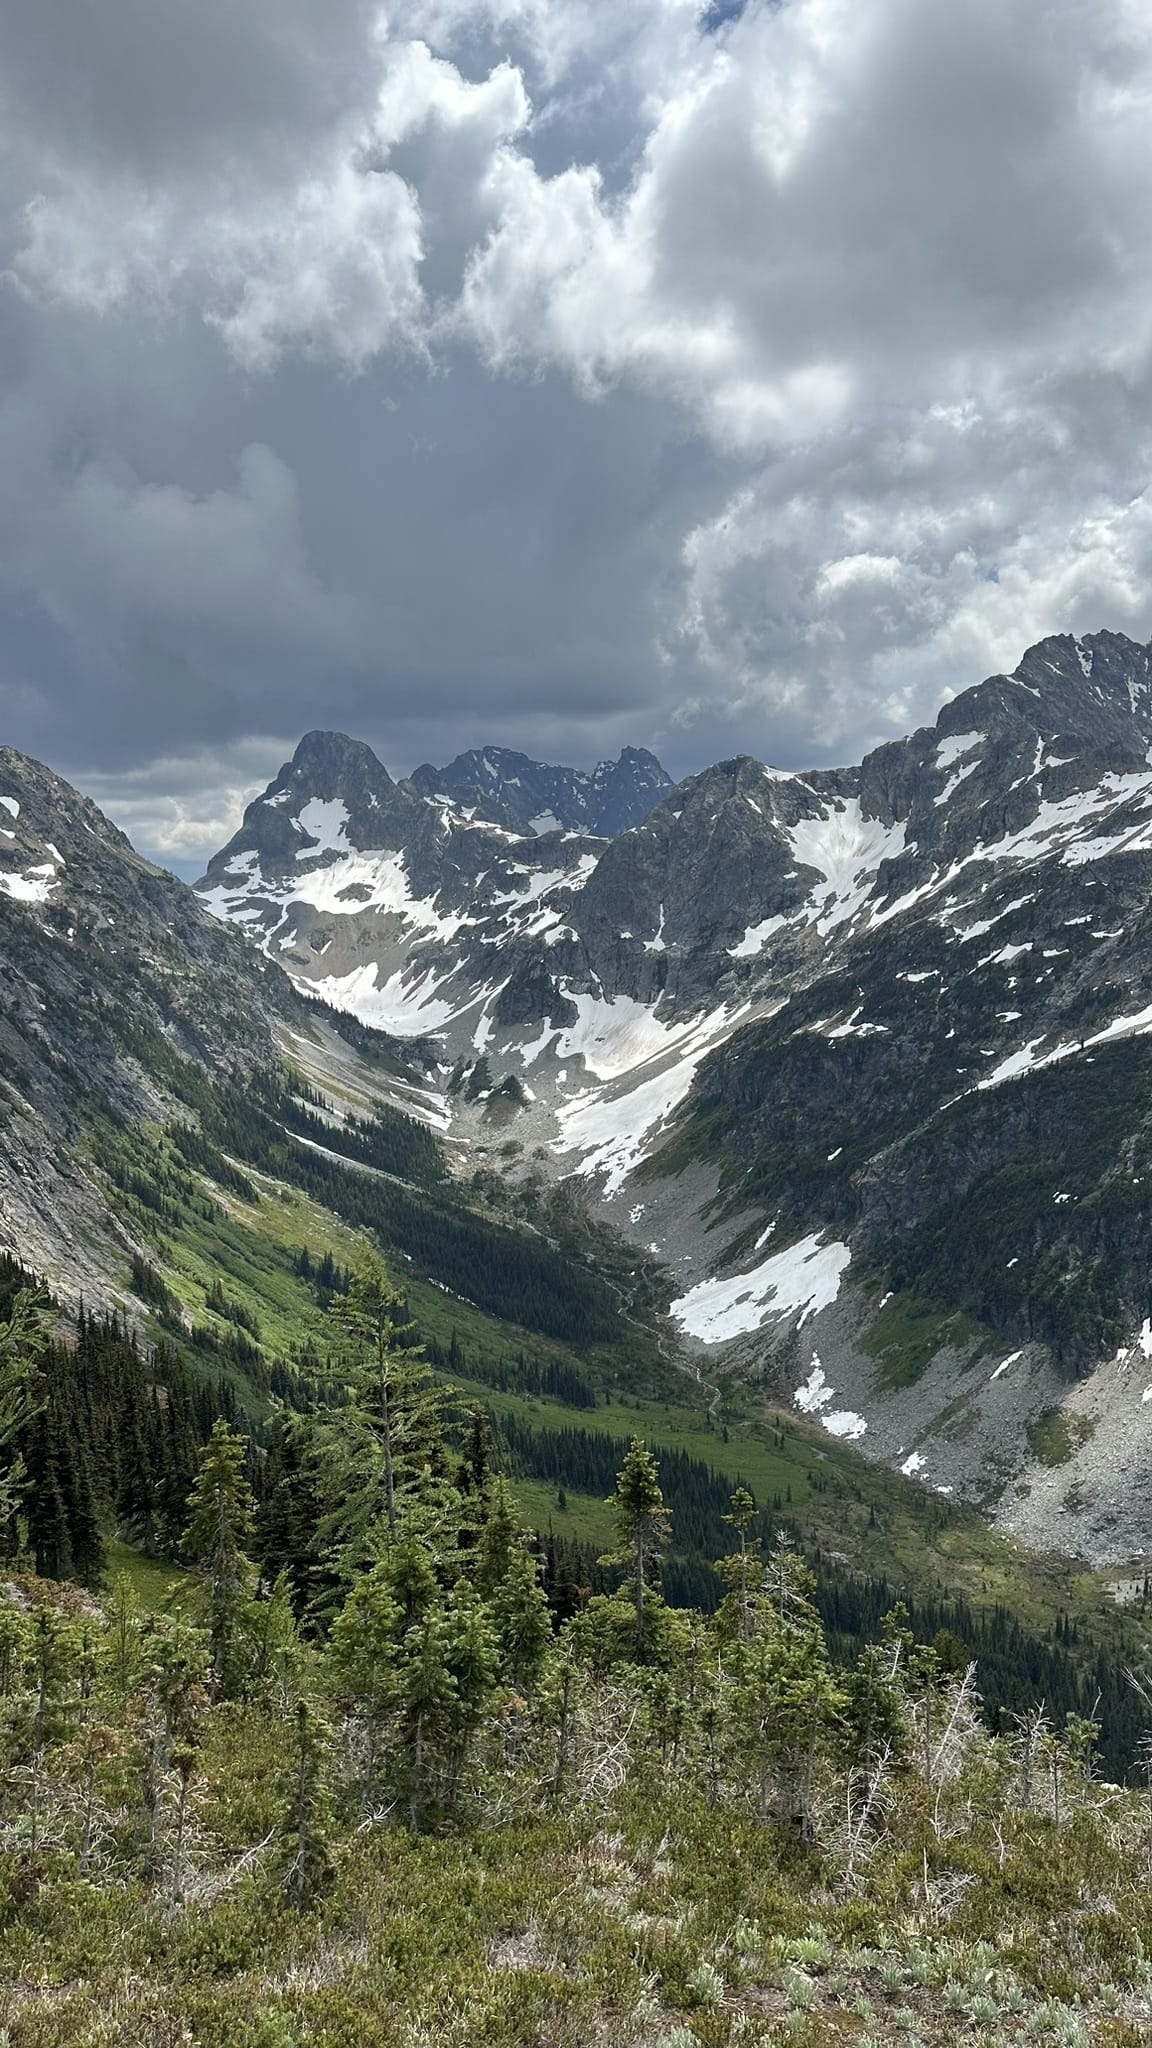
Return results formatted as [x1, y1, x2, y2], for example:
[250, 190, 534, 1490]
[0, 0, 384, 181]
[455, 0, 1152, 439]
[79, 742, 291, 877]
[8, 27, 532, 372]
[0, 416, 362, 733]
[2, 0, 1152, 853]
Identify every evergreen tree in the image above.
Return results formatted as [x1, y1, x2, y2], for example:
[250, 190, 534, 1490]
[845, 1642, 912, 1776]
[0, 1288, 47, 1524]
[601, 1439, 671, 1660]
[457, 1405, 493, 1499]
[24, 1402, 73, 1582]
[715, 1485, 761, 1643]
[255, 1413, 330, 1620]
[477, 1485, 552, 1693]
[117, 1409, 159, 1558]
[279, 1697, 334, 1908]
[181, 1420, 257, 1693]
[315, 1252, 457, 1582]
[62, 1440, 106, 1589]
[330, 1536, 499, 1826]
[331, 1256, 415, 1541]
[727, 1550, 847, 1834]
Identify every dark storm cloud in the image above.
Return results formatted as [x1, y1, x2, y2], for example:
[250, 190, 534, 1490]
[0, 0, 383, 178]
[1, 0, 1151, 864]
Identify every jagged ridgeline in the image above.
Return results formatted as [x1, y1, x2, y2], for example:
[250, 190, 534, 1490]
[11, 679, 1152, 2040]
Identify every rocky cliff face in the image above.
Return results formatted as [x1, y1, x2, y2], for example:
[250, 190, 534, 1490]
[195, 633, 1152, 1556]
[198, 731, 608, 1038]
[0, 744, 434, 1307]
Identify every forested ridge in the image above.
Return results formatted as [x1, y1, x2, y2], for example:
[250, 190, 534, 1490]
[4, 1243, 1143, 1780]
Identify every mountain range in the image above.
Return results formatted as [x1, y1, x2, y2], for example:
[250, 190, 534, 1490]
[7, 635, 1152, 1566]
[195, 631, 1152, 1562]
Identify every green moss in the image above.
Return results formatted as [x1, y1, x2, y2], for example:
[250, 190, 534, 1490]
[861, 1291, 988, 1392]
[934, 1393, 979, 1441]
[1027, 1408, 1096, 1467]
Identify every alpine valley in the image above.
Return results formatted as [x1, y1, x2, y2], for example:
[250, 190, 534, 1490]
[8, 630, 1152, 1608]
[193, 629, 1152, 1566]
[17, 712, 1152, 2048]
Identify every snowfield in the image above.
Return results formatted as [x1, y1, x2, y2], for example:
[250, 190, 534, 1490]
[787, 801, 907, 935]
[552, 1004, 745, 1194]
[0, 864, 59, 904]
[792, 1357, 867, 1439]
[672, 1232, 851, 1343]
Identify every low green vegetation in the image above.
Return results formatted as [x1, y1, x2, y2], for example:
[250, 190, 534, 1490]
[3, 1275, 1152, 2047]
[43, 1076, 1152, 1771]
[1027, 1407, 1097, 1468]
[103, 1537, 195, 1613]
[861, 1291, 989, 1392]
[645, 962, 1152, 1379]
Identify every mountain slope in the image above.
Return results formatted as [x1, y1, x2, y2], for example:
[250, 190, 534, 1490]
[0, 742, 303, 1296]
[0, 744, 565, 1329]
[19, 724, 1152, 1688]
[196, 632, 1152, 1557]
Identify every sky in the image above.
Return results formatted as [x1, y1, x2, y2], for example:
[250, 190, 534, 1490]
[3, 0, 1152, 872]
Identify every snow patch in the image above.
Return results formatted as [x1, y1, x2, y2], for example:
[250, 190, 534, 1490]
[980, 998, 1152, 1091]
[981, 941, 1032, 966]
[825, 1007, 888, 1039]
[644, 905, 667, 953]
[823, 1409, 867, 1439]
[793, 1359, 834, 1413]
[786, 800, 906, 934]
[672, 1233, 850, 1343]
[935, 731, 984, 770]
[729, 913, 789, 958]
[292, 850, 465, 941]
[0, 866, 58, 904]
[952, 895, 1033, 943]
[553, 1004, 742, 1194]
[934, 758, 981, 807]
[294, 798, 351, 856]
[307, 962, 475, 1035]
[549, 990, 679, 1082]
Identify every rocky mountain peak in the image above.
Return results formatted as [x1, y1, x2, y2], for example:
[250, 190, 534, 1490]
[933, 631, 1152, 754]
[282, 729, 395, 796]
[409, 743, 673, 836]
[201, 729, 428, 889]
[25, 623, 1152, 1558]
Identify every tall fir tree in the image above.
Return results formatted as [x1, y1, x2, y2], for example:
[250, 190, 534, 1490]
[181, 1420, 257, 1694]
[601, 1438, 671, 1660]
